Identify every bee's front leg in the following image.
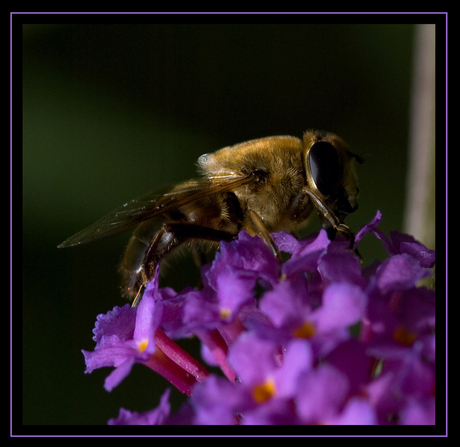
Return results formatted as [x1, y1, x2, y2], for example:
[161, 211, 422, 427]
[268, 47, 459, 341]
[246, 210, 283, 262]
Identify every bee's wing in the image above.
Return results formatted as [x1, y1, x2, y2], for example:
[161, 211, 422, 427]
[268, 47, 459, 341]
[57, 175, 251, 248]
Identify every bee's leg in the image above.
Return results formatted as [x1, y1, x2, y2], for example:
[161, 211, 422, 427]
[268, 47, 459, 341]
[131, 283, 146, 308]
[318, 217, 337, 241]
[303, 188, 342, 234]
[336, 223, 355, 248]
[132, 223, 237, 306]
[317, 209, 362, 262]
[302, 188, 362, 260]
[336, 223, 363, 262]
[247, 210, 283, 262]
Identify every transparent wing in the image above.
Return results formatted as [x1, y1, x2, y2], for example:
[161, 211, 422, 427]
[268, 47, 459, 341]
[57, 175, 251, 248]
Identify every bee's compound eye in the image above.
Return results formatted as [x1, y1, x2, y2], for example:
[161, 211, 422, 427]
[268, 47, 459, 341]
[308, 142, 343, 196]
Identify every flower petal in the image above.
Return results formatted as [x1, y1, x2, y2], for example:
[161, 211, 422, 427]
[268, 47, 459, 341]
[375, 254, 429, 294]
[315, 283, 367, 332]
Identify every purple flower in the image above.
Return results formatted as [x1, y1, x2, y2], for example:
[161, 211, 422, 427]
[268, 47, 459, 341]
[318, 250, 367, 288]
[329, 398, 378, 425]
[82, 298, 154, 392]
[82, 269, 209, 395]
[280, 229, 331, 277]
[108, 389, 171, 425]
[355, 210, 435, 269]
[204, 231, 280, 291]
[296, 363, 350, 423]
[325, 338, 374, 396]
[374, 253, 431, 294]
[81, 211, 436, 426]
[228, 334, 313, 398]
[189, 374, 249, 425]
[364, 342, 435, 424]
[399, 397, 436, 425]
[190, 334, 313, 425]
[257, 277, 367, 358]
[361, 275, 435, 357]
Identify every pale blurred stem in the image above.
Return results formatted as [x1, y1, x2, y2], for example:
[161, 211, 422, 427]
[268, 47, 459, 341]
[403, 24, 436, 250]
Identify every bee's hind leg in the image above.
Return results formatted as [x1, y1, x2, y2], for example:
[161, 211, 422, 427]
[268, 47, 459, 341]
[132, 223, 236, 306]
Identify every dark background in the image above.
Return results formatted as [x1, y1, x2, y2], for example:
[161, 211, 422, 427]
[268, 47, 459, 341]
[19, 15, 438, 427]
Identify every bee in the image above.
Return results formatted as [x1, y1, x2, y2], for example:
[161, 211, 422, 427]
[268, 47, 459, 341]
[58, 129, 363, 306]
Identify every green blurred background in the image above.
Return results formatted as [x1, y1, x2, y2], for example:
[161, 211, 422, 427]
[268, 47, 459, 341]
[21, 20, 436, 426]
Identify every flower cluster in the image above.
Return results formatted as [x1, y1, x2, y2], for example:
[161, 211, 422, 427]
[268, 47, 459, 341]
[82, 211, 436, 425]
